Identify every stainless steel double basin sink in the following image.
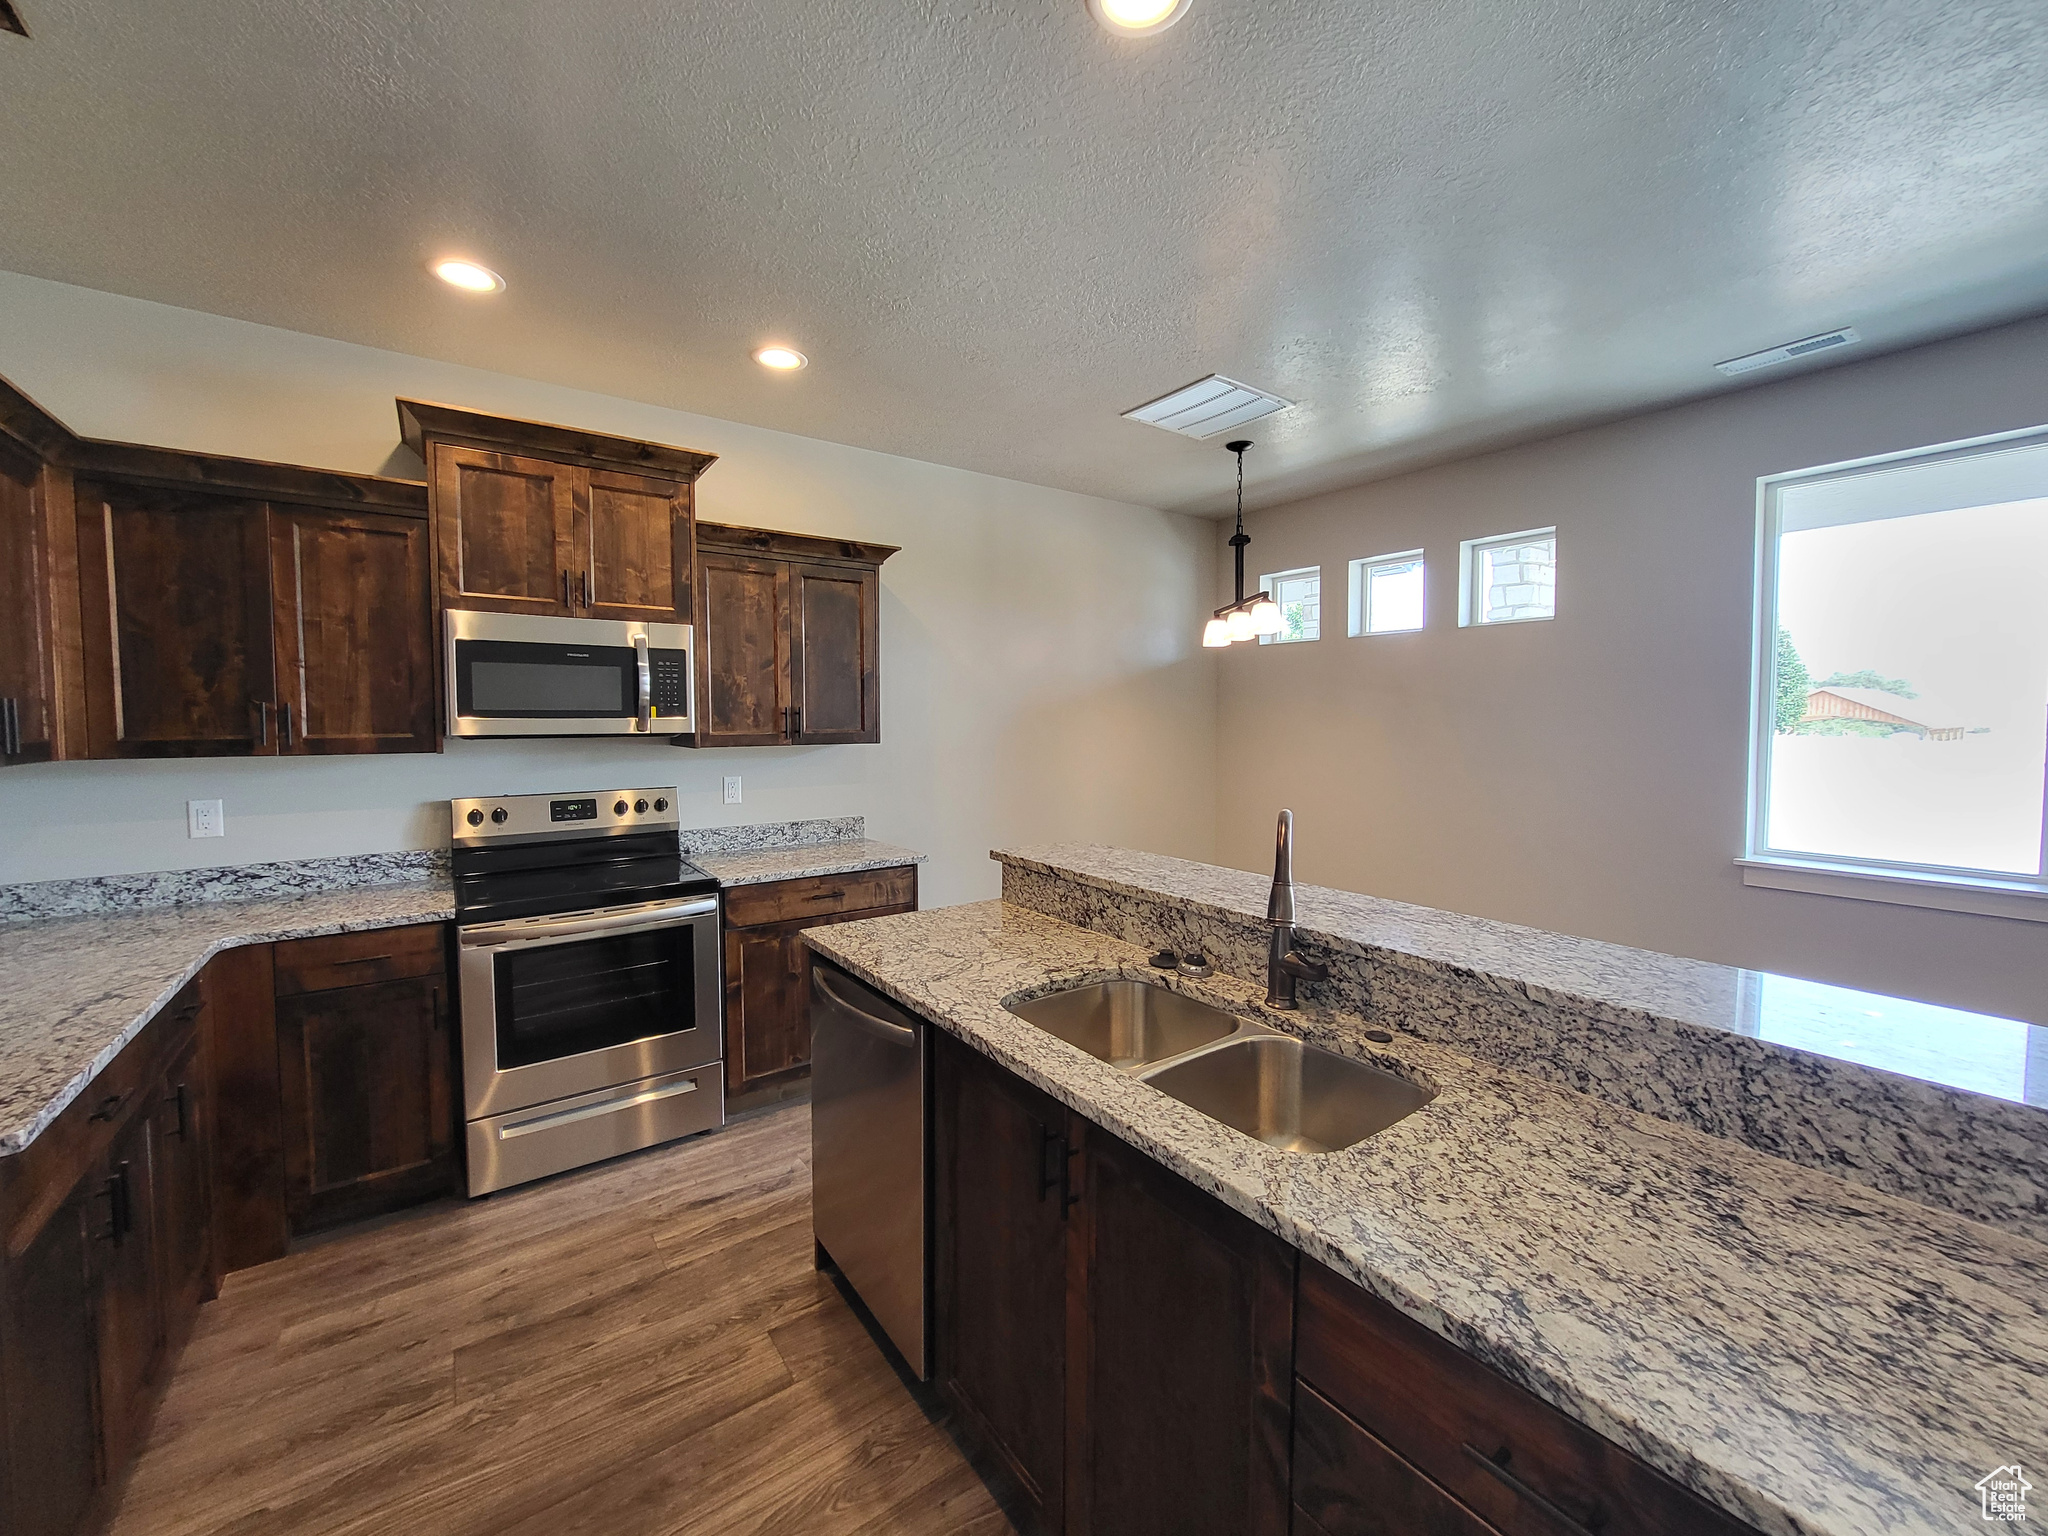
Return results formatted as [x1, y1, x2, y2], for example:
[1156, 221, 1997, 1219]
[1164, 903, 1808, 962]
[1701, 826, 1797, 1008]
[1005, 979, 1433, 1154]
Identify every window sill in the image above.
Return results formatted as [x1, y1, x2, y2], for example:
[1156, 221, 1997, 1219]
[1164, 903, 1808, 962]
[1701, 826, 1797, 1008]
[1737, 857, 2048, 924]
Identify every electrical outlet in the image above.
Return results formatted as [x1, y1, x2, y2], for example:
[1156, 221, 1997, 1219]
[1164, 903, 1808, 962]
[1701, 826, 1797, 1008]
[187, 799, 224, 839]
[723, 776, 743, 805]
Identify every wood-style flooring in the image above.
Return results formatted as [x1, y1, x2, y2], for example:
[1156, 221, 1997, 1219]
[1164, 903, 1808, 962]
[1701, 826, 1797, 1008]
[104, 1103, 1014, 1536]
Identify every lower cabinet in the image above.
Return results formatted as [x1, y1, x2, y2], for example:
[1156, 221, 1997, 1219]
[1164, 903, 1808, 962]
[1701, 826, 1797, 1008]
[91, 1107, 165, 1479]
[2, 1183, 99, 1536]
[932, 1033, 1296, 1536]
[273, 929, 456, 1235]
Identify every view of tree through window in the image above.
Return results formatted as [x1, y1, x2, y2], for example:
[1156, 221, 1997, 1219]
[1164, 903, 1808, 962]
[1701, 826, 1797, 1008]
[1761, 488, 2048, 878]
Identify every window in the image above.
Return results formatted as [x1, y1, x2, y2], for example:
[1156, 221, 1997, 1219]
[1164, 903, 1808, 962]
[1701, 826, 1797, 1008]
[1744, 425, 2048, 919]
[1459, 528, 1556, 625]
[1348, 551, 1425, 635]
[1259, 566, 1321, 644]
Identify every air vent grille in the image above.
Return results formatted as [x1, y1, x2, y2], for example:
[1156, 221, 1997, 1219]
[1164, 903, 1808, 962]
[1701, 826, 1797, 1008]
[1123, 375, 1293, 438]
[1715, 328, 1860, 376]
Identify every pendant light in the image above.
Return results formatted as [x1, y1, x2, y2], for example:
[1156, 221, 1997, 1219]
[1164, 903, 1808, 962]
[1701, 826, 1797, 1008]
[1203, 439, 1285, 646]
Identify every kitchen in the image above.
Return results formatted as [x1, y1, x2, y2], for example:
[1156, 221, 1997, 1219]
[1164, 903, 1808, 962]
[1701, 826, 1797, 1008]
[1, 2, 2046, 1535]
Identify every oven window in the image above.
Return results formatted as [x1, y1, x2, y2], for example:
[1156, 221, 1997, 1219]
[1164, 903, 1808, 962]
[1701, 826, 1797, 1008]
[493, 928, 697, 1069]
[471, 660, 625, 715]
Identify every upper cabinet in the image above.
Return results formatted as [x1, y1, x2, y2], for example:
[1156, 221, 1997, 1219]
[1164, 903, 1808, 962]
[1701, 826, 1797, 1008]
[70, 448, 434, 758]
[399, 400, 715, 625]
[691, 523, 895, 748]
[0, 377, 84, 767]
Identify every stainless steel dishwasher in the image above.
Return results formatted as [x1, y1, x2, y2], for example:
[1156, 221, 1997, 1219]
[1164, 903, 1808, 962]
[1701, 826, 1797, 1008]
[810, 960, 928, 1378]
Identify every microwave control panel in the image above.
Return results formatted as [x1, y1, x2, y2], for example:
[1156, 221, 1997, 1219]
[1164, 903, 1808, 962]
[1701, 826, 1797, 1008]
[651, 649, 689, 716]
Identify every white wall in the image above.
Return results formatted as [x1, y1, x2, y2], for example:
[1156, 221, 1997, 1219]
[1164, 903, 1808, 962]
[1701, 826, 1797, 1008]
[0, 272, 1219, 906]
[1214, 315, 2048, 1025]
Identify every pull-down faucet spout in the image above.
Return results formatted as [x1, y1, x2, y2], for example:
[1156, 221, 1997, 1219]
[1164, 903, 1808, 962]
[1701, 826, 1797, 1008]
[1266, 810, 1328, 1009]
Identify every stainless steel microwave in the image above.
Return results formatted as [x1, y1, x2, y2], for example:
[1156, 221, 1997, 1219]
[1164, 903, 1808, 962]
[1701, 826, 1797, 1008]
[444, 609, 692, 738]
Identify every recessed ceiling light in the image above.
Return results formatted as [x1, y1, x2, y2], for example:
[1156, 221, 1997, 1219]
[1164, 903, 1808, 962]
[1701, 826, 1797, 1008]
[754, 346, 808, 371]
[1087, 0, 1191, 36]
[432, 259, 505, 294]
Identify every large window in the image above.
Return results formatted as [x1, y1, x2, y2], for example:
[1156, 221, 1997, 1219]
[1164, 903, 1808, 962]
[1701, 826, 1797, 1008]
[1459, 528, 1556, 625]
[1349, 551, 1425, 635]
[1259, 566, 1321, 644]
[1745, 425, 2048, 918]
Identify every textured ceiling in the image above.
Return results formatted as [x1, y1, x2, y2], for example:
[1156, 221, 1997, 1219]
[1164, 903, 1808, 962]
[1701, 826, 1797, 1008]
[2, 1, 2045, 514]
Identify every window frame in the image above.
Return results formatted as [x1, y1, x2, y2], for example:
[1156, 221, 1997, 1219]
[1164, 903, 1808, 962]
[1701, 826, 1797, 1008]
[1258, 564, 1323, 645]
[1740, 422, 2048, 923]
[1348, 549, 1427, 637]
[1458, 527, 1557, 627]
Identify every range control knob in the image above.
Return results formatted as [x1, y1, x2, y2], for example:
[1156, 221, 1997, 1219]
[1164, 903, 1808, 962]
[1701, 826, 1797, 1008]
[653, 797, 668, 812]
[615, 799, 630, 817]
[466, 808, 484, 828]
[635, 798, 649, 814]
[490, 807, 509, 825]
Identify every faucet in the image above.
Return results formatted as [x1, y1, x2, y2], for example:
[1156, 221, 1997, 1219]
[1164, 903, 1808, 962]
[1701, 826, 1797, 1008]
[1266, 809, 1329, 1009]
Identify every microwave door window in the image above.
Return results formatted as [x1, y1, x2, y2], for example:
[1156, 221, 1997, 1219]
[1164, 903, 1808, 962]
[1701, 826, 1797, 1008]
[494, 929, 698, 1069]
[470, 660, 625, 715]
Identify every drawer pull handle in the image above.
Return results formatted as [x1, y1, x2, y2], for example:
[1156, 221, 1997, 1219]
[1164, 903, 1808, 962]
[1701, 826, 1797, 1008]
[805, 889, 848, 903]
[1462, 1443, 1608, 1536]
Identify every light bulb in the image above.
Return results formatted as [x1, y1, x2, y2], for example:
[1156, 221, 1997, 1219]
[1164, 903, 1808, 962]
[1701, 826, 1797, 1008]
[754, 346, 808, 371]
[1226, 608, 1257, 642]
[1202, 617, 1232, 648]
[1087, 0, 1192, 36]
[432, 259, 505, 293]
[1249, 598, 1284, 635]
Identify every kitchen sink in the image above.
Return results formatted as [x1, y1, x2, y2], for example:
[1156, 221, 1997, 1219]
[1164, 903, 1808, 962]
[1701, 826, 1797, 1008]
[1007, 979, 1243, 1071]
[1142, 1036, 1435, 1154]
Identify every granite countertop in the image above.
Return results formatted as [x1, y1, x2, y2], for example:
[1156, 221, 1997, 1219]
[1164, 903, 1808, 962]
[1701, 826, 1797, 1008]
[805, 898, 2048, 1536]
[691, 838, 926, 887]
[0, 881, 456, 1154]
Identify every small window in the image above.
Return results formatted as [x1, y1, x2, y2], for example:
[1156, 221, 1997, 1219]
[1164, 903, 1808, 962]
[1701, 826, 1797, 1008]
[1259, 566, 1321, 644]
[1348, 551, 1425, 635]
[1747, 425, 2048, 904]
[1459, 528, 1556, 626]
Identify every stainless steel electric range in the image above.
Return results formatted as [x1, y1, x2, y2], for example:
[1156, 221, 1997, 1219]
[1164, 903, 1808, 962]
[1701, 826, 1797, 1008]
[450, 788, 725, 1195]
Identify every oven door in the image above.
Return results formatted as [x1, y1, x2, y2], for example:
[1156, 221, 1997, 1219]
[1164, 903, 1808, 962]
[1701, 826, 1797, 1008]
[445, 609, 693, 737]
[458, 894, 722, 1119]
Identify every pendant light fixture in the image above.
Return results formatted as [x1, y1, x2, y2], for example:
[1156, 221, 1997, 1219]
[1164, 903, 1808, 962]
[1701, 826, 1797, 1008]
[1203, 439, 1286, 647]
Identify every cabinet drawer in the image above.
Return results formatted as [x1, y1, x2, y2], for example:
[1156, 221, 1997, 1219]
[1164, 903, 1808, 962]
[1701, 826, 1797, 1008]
[722, 866, 915, 929]
[273, 923, 446, 996]
[1297, 1261, 1755, 1536]
[1294, 1382, 1502, 1536]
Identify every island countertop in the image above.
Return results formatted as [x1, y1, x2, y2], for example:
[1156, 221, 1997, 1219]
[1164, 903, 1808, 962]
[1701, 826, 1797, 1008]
[805, 896, 2048, 1536]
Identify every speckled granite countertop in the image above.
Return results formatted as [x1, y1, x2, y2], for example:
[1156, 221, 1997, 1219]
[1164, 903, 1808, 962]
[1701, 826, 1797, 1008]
[0, 881, 456, 1154]
[806, 899, 2048, 1536]
[690, 838, 925, 887]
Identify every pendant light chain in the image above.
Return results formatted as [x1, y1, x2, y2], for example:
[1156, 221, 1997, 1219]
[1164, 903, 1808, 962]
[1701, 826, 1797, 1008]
[1204, 438, 1280, 647]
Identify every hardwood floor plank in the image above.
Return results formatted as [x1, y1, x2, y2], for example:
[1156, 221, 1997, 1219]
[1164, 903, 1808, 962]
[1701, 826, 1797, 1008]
[102, 1104, 1013, 1536]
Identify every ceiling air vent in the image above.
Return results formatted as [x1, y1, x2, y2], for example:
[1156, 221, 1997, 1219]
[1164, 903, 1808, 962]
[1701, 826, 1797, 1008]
[1123, 375, 1293, 438]
[0, 1, 25, 37]
[1714, 328, 1860, 377]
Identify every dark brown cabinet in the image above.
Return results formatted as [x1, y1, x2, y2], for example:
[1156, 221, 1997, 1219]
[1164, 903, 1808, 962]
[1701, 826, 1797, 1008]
[0, 375, 81, 768]
[933, 1033, 1071, 1532]
[691, 524, 894, 747]
[723, 868, 918, 1098]
[402, 399, 714, 625]
[1, 1183, 99, 1536]
[72, 466, 434, 760]
[91, 1107, 163, 1478]
[274, 928, 457, 1236]
[153, 1028, 215, 1348]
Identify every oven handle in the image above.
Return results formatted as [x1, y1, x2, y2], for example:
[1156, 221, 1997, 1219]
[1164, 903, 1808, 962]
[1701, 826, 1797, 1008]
[459, 895, 719, 951]
[635, 634, 653, 733]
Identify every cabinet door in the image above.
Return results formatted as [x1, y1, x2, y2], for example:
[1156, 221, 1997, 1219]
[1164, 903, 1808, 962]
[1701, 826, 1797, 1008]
[430, 445, 580, 615]
[91, 1108, 164, 1477]
[694, 550, 791, 746]
[153, 1028, 215, 1350]
[724, 926, 812, 1096]
[1065, 1120, 1295, 1536]
[1293, 1384, 1505, 1536]
[790, 559, 880, 744]
[270, 505, 436, 754]
[1, 1193, 99, 1536]
[581, 468, 692, 623]
[934, 1033, 1069, 1532]
[0, 452, 54, 765]
[276, 975, 456, 1235]
[74, 482, 275, 756]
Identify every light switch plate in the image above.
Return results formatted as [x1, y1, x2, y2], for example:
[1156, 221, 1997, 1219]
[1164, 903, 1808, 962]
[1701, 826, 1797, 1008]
[723, 776, 743, 805]
[187, 799, 224, 839]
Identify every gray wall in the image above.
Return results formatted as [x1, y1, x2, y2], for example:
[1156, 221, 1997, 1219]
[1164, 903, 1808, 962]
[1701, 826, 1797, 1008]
[1214, 315, 2048, 1025]
[0, 272, 1220, 907]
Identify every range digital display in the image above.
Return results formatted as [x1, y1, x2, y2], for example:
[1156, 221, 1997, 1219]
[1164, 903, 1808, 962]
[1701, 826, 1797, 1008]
[549, 798, 600, 823]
